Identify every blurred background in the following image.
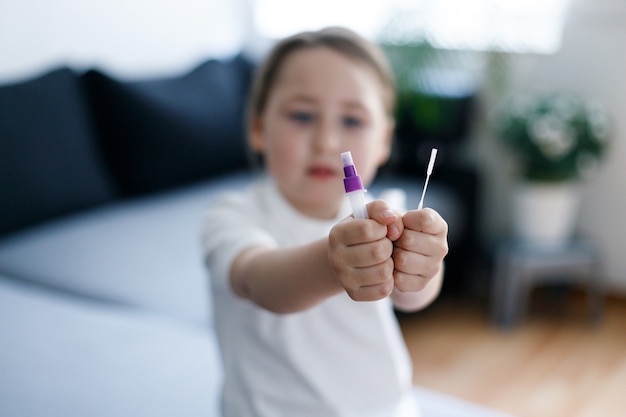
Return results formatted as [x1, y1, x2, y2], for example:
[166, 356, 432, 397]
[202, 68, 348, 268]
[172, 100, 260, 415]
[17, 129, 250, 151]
[1, 0, 623, 295]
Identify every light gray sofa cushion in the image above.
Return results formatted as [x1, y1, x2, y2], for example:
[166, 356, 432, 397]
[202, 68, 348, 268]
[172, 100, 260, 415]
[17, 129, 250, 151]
[0, 172, 253, 325]
[0, 276, 222, 417]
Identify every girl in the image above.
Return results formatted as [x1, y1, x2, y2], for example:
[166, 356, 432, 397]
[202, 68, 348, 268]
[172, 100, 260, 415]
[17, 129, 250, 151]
[203, 27, 448, 417]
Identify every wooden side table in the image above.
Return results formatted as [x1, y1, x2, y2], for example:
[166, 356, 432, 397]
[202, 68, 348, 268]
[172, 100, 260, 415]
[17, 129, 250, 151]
[490, 239, 604, 328]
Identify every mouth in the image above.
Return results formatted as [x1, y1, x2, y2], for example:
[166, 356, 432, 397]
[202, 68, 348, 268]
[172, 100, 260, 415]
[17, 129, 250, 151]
[307, 165, 338, 180]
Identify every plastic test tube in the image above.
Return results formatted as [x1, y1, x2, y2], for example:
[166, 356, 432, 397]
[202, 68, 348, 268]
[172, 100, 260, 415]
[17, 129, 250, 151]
[341, 151, 368, 219]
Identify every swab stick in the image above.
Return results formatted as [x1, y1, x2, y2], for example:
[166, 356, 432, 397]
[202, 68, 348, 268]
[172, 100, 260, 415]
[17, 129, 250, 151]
[417, 148, 438, 211]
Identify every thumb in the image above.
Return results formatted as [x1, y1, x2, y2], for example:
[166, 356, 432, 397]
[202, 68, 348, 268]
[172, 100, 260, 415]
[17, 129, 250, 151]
[367, 200, 404, 241]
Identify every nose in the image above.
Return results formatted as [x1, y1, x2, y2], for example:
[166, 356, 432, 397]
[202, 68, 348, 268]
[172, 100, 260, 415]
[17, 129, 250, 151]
[312, 118, 340, 154]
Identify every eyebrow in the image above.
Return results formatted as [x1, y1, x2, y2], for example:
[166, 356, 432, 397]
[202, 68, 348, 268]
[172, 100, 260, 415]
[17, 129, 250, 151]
[284, 94, 316, 105]
[285, 94, 368, 112]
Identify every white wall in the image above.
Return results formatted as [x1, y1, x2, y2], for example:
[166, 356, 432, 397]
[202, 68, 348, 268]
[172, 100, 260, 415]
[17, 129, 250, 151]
[474, 0, 626, 293]
[0, 0, 249, 83]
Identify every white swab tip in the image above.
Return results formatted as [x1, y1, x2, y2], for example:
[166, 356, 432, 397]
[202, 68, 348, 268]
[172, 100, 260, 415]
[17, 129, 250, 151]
[427, 148, 438, 175]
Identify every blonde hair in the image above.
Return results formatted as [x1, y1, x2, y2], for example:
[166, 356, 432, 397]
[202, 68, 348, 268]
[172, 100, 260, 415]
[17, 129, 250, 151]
[248, 27, 396, 124]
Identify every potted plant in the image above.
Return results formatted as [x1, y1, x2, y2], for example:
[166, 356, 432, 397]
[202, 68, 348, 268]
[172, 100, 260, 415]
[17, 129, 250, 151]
[494, 91, 612, 246]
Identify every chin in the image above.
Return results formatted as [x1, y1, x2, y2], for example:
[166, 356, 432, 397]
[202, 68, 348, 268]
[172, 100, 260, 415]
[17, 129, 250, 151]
[301, 197, 342, 219]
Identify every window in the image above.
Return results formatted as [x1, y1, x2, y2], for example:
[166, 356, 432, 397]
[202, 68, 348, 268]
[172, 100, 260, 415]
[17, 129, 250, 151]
[253, 0, 571, 54]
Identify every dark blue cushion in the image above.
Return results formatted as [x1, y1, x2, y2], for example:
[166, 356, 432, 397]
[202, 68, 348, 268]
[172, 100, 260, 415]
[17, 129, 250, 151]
[84, 55, 254, 196]
[0, 68, 117, 236]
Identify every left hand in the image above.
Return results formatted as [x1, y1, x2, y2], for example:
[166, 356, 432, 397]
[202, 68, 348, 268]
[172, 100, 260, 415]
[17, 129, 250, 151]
[392, 208, 449, 292]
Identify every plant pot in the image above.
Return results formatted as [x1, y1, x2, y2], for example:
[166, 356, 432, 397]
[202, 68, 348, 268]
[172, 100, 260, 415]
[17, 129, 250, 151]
[511, 182, 581, 248]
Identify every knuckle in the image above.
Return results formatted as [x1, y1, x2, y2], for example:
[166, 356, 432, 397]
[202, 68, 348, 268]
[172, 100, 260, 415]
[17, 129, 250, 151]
[395, 272, 426, 292]
[382, 258, 395, 277]
[392, 248, 409, 270]
[376, 277, 394, 298]
[441, 218, 449, 234]
[346, 288, 360, 301]
[438, 241, 449, 258]
[401, 230, 417, 248]
[373, 260, 390, 282]
[328, 227, 343, 250]
[372, 262, 394, 299]
[415, 275, 429, 291]
[416, 275, 429, 290]
[363, 223, 383, 242]
[393, 271, 408, 289]
[382, 279, 394, 297]
[424, 263, 440, 279]
[328, 229, 337, 246]
[369, 240, 392, 262]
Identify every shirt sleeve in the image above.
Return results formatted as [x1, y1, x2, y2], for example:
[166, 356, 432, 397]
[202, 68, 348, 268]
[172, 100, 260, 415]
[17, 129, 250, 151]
[201, 190, 277, 291]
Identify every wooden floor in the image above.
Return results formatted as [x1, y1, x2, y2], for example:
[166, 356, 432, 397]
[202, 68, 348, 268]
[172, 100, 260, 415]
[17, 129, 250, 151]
[399, 291, 626, 417]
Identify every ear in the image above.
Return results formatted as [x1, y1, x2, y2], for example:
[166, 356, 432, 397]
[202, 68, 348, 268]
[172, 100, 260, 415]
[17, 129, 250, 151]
[249, 115, 265, 153]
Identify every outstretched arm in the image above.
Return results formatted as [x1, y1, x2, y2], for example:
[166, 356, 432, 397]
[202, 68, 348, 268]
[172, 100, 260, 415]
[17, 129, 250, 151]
[230, 201, 404, 314]
[230, 238, 341, 314]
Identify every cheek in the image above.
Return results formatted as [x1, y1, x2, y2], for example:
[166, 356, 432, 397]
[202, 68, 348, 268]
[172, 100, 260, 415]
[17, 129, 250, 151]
[349, 137, 390, 185]
[264, 130, 305, 176]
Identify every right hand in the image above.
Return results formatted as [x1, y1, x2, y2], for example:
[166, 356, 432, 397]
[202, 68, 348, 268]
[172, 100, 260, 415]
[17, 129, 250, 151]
[328, 200, 404, 301]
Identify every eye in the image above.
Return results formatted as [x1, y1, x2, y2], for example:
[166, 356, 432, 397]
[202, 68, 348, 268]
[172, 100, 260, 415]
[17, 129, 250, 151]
[342, 116, 363, 129]
[288, 111, 314, 124]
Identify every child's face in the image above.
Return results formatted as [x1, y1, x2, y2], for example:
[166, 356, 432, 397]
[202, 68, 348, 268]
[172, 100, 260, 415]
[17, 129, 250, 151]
[250, 46, 393, 219]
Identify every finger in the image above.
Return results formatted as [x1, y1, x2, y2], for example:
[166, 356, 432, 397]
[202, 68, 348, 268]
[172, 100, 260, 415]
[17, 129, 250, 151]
[331, 215, 388, 247]
[341, 238, 394, 268]
[403, 208, 448, 236]
[344, 261, 395, 301]
[392, 247, 442, 278]
[348, 279, 394, 302]
[394, 229, 449, 259]
[393, 270, 431, 293]
[367, 200, 404, 241]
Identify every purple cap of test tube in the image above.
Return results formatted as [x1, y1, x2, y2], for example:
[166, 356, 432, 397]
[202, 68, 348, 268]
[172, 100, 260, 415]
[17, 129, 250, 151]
[341, 152, 364, 193]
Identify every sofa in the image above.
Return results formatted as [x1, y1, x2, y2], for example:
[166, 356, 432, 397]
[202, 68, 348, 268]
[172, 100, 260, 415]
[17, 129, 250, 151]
[0, 54, 473, 416]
